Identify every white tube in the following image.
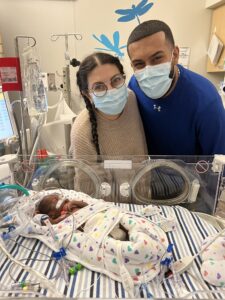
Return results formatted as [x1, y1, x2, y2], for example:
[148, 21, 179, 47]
[0, 236, 63, 297]
[48, 91, 64, 109]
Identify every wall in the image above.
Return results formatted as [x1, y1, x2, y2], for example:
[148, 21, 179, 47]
[0, 0, 224, 115]
[205, 0, 225, 8]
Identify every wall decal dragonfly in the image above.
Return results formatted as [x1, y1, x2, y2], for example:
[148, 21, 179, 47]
[92, 31, 126, 58]
[115, 0, 154, 24]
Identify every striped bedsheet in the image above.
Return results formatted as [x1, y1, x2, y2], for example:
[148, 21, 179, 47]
[0, 203, 224, 299]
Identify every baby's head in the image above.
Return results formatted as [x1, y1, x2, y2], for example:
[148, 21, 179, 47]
[37, 194, 65, 219]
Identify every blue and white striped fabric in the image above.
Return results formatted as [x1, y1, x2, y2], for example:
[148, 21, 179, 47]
[0, 203, 224, 299]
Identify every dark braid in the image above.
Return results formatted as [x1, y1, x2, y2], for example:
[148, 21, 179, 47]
[76, 52, 124, 156]
[83, 94, 100, 155]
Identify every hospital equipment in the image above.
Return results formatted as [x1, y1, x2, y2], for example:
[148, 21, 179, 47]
[0, 154, 225, 299]
[20, 155, 219, 214]
[22, 46, 48, 116]
[0, 89, 18, 144]
[14, 36, 37, 157]
[50, 33, 82, 108]
[0, 87, 18, 183]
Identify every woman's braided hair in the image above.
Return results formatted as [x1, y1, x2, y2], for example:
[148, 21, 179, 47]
[76, 52, 124, 155]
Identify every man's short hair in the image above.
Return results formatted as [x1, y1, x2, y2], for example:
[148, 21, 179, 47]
[127, 20, 175, 50]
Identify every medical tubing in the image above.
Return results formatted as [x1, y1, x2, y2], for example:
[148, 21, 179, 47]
[0, 289, 44, 297]
[23, 112, 47, 186]
[48, 90, 64, 109]
[54, 91, 64, 121]
[39, 159, 101, 198]
[43, 218, 69, 285]
[131, 159, 191, 205]
[0, 184, 29, 196]
[180, 289, 225, 299]
[0, 236, 63, 297]
[194, 227, 225, 259]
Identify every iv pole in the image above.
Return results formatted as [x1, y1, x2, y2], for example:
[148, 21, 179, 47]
[50, 33, 82, 108]
[14, 35, 36, 159]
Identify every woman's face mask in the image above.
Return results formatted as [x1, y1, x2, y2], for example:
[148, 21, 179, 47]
[91, 85, 128, 115]
[134, 53, 174, 99]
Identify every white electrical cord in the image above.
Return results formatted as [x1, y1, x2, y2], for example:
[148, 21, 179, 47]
[0, 236, 63, 297]
[48, 90, 64, 109]
[54, 91, 65, 121]
[23, 112, 47, 186]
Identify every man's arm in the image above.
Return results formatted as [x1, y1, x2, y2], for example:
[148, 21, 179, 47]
[197, 95, 225, 155]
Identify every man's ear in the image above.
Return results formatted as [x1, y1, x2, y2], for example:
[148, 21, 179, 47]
[173, 46, 179, 65]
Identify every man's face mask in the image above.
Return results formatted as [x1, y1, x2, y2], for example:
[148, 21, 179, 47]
[134, 53, 175, 99]
[91, 85, 128, 115]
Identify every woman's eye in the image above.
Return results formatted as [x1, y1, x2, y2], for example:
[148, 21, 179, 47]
[93, 84, 105, 91]
[112, 77, 122, 85]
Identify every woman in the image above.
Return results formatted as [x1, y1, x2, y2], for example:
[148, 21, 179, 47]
[71, 52, 147, 158]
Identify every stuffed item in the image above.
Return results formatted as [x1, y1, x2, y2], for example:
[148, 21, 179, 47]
[201, 234, 225, 287]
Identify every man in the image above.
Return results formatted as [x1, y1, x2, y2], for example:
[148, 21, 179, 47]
[127, 20, 225, 155]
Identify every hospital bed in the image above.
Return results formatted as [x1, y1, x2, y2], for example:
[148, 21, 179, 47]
[0, 154, 225, 299]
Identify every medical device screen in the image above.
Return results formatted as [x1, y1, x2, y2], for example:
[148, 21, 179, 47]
[0, 91, 15, 141]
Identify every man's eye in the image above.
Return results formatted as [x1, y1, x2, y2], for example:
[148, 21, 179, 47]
[134, 63, 145, 70]
[152, 56, 164, 64]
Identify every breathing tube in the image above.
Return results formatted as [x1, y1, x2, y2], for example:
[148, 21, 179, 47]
[0, 184, 31, 240]
[0, 184, 29, 196]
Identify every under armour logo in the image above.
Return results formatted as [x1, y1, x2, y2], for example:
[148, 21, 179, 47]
[153, 104, 161, 112]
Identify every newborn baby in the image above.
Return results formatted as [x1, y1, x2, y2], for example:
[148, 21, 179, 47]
[36, 194, 88, 224]
[35, 194, 127, 240]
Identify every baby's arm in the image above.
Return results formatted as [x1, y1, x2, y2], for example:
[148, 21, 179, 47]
[67, 200, 88, 211]
[48, 214, 69, 224]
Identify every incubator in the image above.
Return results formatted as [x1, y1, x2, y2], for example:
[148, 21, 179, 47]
[0, 154, 225, 299]
[18, 154, 223, 214]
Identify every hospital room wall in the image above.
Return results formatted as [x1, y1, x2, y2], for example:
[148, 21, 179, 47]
[0, 0, 224, 115]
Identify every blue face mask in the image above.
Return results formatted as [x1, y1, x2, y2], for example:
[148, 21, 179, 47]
[91, 85, 128, 115]
[134, 61, 173, 99]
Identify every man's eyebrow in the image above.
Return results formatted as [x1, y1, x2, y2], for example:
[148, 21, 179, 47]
[132, 51, 165, 64]
[151, 50, 164, 57]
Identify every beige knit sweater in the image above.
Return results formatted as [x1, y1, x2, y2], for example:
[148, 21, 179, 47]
[70, 89, 148, 158]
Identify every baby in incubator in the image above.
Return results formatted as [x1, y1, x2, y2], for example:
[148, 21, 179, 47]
[35, 194, 127, 240]
[36, 194, 88, 225]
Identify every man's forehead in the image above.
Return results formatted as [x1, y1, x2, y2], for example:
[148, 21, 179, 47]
[128, 31, 168, 58]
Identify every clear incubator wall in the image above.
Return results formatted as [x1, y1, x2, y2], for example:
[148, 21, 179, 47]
[12, 154, 224, 216]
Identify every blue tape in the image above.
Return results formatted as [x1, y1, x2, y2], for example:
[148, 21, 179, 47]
[52, 247, 67, 261]
[161, 257, 172, 266]
[167, 243, 173, 253]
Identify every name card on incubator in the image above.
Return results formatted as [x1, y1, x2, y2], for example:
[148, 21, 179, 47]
[104, 160, 132, 169]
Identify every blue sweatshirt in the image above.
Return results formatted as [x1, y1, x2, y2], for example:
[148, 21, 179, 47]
[128, 65, 225, 155]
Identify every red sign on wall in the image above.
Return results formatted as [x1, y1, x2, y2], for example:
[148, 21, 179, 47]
[0, 57, 22, 91]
